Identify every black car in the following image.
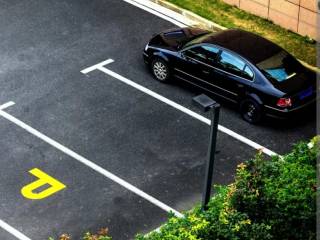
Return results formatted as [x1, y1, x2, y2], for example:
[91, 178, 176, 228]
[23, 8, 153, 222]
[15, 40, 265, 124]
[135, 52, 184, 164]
[143, 28, 317, 123]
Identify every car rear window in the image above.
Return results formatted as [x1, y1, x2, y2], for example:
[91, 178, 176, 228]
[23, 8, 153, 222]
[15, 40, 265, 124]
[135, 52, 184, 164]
[257, 51, 300, 83]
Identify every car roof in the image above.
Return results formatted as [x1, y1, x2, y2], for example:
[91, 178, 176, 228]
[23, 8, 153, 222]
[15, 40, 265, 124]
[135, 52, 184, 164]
[199, 29, 283, 64]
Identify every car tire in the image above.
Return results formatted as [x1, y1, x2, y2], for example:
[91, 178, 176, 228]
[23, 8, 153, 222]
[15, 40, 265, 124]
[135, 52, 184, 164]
[151, 58, 170, 82]
[240, 98, 262, 124]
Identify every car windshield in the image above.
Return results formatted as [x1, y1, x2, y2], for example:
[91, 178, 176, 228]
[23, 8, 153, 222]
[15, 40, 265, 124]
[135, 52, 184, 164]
[182, 32, 216, 49]
[257, 50, 300, 83]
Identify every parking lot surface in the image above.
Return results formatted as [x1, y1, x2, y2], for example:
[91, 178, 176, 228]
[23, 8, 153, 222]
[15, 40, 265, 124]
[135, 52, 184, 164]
[0, 0, 316, 239]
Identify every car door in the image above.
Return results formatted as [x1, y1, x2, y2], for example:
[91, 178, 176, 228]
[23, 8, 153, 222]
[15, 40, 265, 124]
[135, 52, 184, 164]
[173, 45, 220, 89]
[211, 50, 255, 102]
[176, 45, 246, 102]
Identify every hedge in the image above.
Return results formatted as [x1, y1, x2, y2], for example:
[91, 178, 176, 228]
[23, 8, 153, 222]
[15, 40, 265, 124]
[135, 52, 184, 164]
[136, 137, 318, 240]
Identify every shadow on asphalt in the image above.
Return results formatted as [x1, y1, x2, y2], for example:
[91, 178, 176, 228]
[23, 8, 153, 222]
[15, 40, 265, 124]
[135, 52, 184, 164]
[261, 108, 316, 129]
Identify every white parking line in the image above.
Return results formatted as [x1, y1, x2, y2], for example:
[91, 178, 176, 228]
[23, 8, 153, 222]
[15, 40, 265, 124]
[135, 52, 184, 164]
[0, 219, 32, 240]
[81, 59, 278, 157]
[0, 103, 183, 218]
[0, 101, 15, 111]
[80, 59, 114, 74]
[122, 0, 188, 28]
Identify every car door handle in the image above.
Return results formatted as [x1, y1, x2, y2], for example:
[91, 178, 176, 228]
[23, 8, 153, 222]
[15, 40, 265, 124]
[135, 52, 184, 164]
[237, 83, 244, 88]
[202, 70, 210, 75]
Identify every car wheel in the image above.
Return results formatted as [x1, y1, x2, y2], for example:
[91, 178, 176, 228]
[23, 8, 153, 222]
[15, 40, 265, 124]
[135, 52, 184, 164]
[240, 99, 262, 124]
[151, 58, 170, 82]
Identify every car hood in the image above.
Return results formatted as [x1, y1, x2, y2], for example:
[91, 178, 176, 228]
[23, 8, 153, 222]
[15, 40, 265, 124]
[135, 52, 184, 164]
[149, 27, 210, 51]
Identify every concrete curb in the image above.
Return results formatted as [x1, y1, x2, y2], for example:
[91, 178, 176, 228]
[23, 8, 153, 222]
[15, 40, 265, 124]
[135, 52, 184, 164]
[151, 0, 226, 31]
[149, 0, 319, 72]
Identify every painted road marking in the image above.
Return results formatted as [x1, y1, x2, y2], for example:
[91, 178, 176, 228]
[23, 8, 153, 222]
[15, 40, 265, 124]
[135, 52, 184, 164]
[0, 101, 15, 111]
[21, 168, 66, 200]
[80, 59, 114, 74]
[0, 103, 183, 218]
[122, 0, 188, 28]
[81, 59, 278, 157]
[0, 219, 32, 240]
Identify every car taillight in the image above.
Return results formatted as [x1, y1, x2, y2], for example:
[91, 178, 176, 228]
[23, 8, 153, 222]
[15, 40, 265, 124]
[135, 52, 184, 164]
[277, 98, 292, 107]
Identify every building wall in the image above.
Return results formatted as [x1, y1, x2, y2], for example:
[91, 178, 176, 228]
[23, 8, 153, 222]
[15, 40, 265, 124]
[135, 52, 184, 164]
[223, 0, 319, 40]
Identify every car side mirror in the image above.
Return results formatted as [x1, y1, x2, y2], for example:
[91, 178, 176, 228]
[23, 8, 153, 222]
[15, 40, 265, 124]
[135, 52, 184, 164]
[180, 51, 190, 59]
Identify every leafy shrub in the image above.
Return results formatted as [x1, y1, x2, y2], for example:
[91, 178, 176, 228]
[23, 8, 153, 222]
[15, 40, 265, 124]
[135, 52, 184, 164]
[136, 137, 318, 240]
[231, 141, 317, 239]
[49, 228, 112, 240]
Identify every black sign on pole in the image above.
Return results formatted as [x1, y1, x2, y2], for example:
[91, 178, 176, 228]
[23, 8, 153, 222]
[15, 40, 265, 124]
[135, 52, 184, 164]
[192, 94, 220, 210]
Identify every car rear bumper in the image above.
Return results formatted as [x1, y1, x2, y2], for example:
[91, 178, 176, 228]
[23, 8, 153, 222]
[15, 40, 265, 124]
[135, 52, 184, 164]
[264, 97, 317, 119]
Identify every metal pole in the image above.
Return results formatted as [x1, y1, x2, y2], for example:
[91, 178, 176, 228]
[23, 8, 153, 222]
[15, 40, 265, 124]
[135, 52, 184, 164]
[202, 103, 220, 210]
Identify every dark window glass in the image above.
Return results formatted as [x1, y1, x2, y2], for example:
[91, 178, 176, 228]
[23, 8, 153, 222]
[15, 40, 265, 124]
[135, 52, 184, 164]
[243, 65, 254, 80]
[217, 51, 246, 76]
[257, 50, 299, 82]
[184, 45, 220, 65]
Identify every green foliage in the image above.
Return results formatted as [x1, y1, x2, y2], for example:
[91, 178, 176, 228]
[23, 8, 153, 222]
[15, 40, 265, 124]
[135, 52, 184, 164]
[48, 228, 112, 240]
[136, 138, 318, 240]
[83, 231, 112, 240]
[231, 141, 317, 239]
[136, 208, 210, 240]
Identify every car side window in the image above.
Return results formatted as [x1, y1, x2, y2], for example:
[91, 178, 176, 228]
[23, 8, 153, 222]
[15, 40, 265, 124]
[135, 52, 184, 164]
[183, 45, 220, 65]
[243, 65, 254, 80]
[217, 51, 246, 77]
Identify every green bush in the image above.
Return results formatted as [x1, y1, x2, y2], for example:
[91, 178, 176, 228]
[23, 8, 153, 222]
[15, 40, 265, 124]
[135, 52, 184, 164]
[136, 137, 318, 240]
[49, 228, 112, 240]
[231, 141, 317, 239]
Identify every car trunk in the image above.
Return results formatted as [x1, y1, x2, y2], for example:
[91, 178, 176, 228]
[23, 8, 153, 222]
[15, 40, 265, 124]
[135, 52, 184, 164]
[274, 70, 317, 108]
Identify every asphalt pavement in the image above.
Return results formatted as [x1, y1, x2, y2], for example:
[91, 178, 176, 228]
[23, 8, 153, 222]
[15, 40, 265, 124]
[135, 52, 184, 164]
[0, 0, 316, 239]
